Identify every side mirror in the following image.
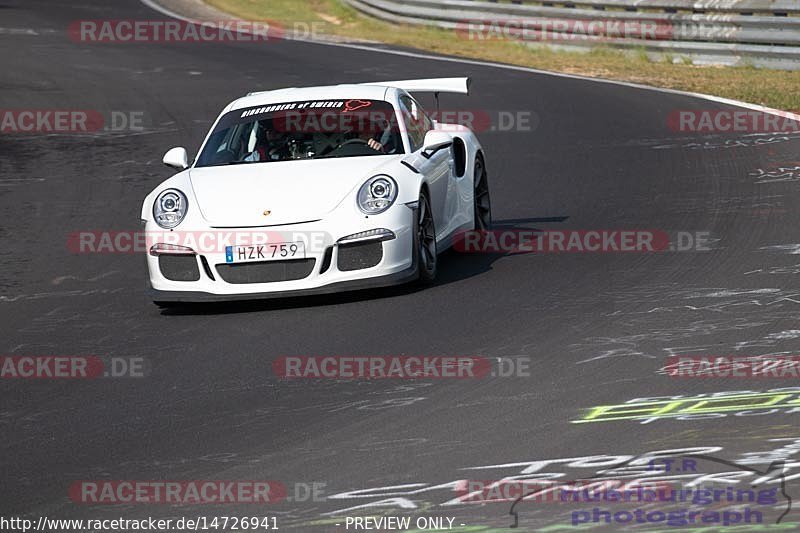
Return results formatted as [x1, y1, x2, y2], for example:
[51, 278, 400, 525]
[163, 147, 189, 170]
[421, 131, 453, 159]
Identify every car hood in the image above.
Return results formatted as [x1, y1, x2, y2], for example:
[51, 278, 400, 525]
[188, 156, 400, 227]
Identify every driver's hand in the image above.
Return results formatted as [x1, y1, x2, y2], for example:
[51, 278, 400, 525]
[368, 138, 384, 152]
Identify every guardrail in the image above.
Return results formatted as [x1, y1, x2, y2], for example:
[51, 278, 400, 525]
[344, 0, 800, 70]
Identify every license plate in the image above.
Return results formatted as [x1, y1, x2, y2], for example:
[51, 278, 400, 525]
[225, 242, 306, 264]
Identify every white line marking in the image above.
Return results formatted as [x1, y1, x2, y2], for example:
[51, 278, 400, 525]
[139, 0, 800, 121]
[0, 28, 40, 35]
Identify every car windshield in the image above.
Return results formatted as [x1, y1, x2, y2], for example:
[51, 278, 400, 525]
[195, 99, 405, 167]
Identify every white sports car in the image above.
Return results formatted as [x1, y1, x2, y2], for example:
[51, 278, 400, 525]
[141, 78, 491, 305]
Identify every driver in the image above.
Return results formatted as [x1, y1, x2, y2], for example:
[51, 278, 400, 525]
[244, 121, 291, 162]
[362, 118, 396, 154]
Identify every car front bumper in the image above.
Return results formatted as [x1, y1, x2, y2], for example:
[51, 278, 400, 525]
[145, 205, 418, 302]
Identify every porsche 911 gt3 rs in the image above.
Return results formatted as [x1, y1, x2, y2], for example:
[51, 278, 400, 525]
[141, 78, 491, 304]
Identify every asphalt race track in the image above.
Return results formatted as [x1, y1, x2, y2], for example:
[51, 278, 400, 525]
[3, 0, 800, 531]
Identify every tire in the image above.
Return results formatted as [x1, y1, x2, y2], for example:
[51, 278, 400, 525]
[473, 155, 492, 231]
[414, 190, 437, 284]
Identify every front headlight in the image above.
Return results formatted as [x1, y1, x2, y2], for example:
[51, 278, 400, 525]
[357, 175, 397, 214]
[153, 189, 188, 229]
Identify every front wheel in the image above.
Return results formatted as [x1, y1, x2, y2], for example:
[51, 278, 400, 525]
[414, 190, 437, 284]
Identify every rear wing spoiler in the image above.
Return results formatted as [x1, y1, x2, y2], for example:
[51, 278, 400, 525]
[361, 77, 471, 95]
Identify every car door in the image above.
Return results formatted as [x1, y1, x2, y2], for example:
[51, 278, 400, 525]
[399, 95, 452, 240]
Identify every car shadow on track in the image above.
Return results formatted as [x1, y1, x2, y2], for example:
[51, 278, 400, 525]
[434, 215, 568, 283]
[158, 217, 567, 315]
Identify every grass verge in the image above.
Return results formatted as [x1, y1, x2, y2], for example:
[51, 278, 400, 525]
[206, 0, 800, 111]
